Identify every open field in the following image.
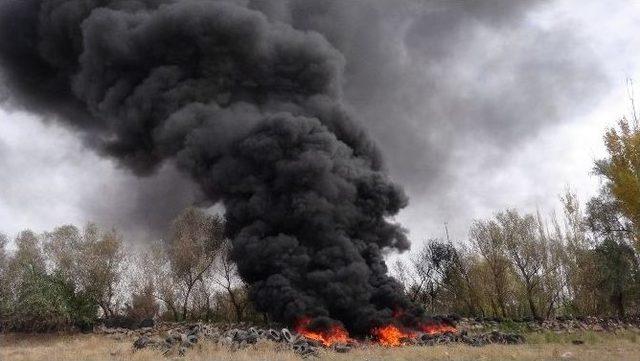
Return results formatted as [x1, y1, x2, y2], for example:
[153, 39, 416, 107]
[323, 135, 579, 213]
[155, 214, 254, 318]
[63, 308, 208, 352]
[2, 331, 640, 361]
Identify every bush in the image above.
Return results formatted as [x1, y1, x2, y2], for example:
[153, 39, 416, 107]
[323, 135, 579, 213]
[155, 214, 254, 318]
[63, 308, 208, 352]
[10, 269, 70, 332]
[125, 282, 158, 324]
[100, 315, 138, 330]
[8, 270, 98, 332]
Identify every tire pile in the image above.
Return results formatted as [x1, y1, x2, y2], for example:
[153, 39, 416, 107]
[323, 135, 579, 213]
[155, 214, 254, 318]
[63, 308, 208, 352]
[132, 324, 348, 357]
[412, 330, 525, 347]
[131, 324, 525, 358]
[456, 316, 640, 333]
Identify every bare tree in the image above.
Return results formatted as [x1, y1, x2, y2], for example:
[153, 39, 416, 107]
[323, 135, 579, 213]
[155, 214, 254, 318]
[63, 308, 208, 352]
[126, 281, 159, 322]
[141, 241, 181, 321]
[408, 244, 436, 305]
[0, 233, 7, 267]
[211, 240, 247, 322]
[0, 233, 9, 317]
[391, 259, 410, 293]
[168, 208, 225, 321]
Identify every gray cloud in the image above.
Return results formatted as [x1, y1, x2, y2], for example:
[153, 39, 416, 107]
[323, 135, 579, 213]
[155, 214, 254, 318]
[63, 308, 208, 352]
[0, 110, 202, 240]
[264, 0, 605, 180]
[248, 0, 608, 241]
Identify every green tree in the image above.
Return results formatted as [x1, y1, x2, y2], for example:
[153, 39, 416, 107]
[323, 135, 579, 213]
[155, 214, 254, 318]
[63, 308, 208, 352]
[44, 224, 125, 321]
[498, 210, 544, 320]
[11, 268, 70, 331]
[592, 238, 639, 318]
[585, 190, 640, 317]
[82, 226, 126, 318]
[594, 117, 640, 249]
[470, 218, 513, 318]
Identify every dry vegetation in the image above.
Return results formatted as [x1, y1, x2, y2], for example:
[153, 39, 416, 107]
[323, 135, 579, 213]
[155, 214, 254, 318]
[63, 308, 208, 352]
[2, 331, 640, 361]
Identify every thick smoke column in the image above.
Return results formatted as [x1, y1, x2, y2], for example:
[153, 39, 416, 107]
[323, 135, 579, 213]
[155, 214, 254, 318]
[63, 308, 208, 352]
[0, 0, 423, 334]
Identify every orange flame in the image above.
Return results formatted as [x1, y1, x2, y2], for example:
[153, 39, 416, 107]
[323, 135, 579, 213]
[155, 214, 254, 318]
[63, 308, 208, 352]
[372, 308, 458, 347]
[294, 317, 353, 347]
[420, 323, 457, 335]
[372, 324, 416, 347]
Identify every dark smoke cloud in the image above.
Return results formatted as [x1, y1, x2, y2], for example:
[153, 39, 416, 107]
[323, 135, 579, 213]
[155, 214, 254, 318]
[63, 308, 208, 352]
[0, 0, 420, 333]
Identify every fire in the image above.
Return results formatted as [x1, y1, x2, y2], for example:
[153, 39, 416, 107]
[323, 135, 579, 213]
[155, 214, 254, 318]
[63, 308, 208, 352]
[372, 325, 416, 347]
[372, 308, 458, 347]
[294, 312, 457, 348]
[420, 323, 457, 335]
[372, 322, 457, 346]
[294, 317, 353, 347]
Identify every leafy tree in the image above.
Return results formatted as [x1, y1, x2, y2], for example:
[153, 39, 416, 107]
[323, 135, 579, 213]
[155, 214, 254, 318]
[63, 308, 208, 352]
[592, 238, 639, 318]
[6, 228, 96, 332]
[393, 239, 485, 317]
[445, 244, 486, 317]
[83, 226, 126, 318]
[585, 189, 634, 241]
[11, 230, 46, 275]
[585, 190, 640, 317]
[555, 191, 591, 315]
[44, 224, 126, 319]
[424, 240, 484, 316]
[44, 225, 83, 283]
[594, 117, 640, 249]
[470, 218, 513, 318]
[498, 210, 544, 320]
[10, 268, 71, 331]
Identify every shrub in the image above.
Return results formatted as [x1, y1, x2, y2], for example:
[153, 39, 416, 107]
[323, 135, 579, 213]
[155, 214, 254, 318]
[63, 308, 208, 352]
[8, 270, 98, 332]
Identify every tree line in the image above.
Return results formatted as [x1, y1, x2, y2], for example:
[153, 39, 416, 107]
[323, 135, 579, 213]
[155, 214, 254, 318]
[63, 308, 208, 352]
[0, 208, 257, 332]
[394, 118, 640, 320]
[1, 118, 640, 332]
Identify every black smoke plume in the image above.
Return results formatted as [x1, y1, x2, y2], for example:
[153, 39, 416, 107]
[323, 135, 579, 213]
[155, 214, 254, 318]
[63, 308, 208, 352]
[0, 0, 426, 334]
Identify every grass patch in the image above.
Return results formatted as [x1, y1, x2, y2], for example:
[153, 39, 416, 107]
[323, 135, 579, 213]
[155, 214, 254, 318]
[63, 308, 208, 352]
[525, 329, 640, 345]
[497, 319, 532, 334]
[2, 331, 640, 361]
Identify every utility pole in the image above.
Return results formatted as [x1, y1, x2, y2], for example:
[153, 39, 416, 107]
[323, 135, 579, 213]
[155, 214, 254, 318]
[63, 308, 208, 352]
[444, 221, 451, 243]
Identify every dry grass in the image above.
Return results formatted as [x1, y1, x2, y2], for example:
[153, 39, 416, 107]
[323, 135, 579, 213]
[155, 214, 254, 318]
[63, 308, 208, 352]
[2, 332, 640, 361]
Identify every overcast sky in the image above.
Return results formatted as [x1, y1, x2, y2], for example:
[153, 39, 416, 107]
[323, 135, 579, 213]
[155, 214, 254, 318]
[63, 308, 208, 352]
[1, 0, 640, 255]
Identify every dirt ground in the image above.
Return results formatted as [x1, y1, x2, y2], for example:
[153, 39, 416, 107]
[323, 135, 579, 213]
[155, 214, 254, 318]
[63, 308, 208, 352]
[2, 331, 640, 361]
